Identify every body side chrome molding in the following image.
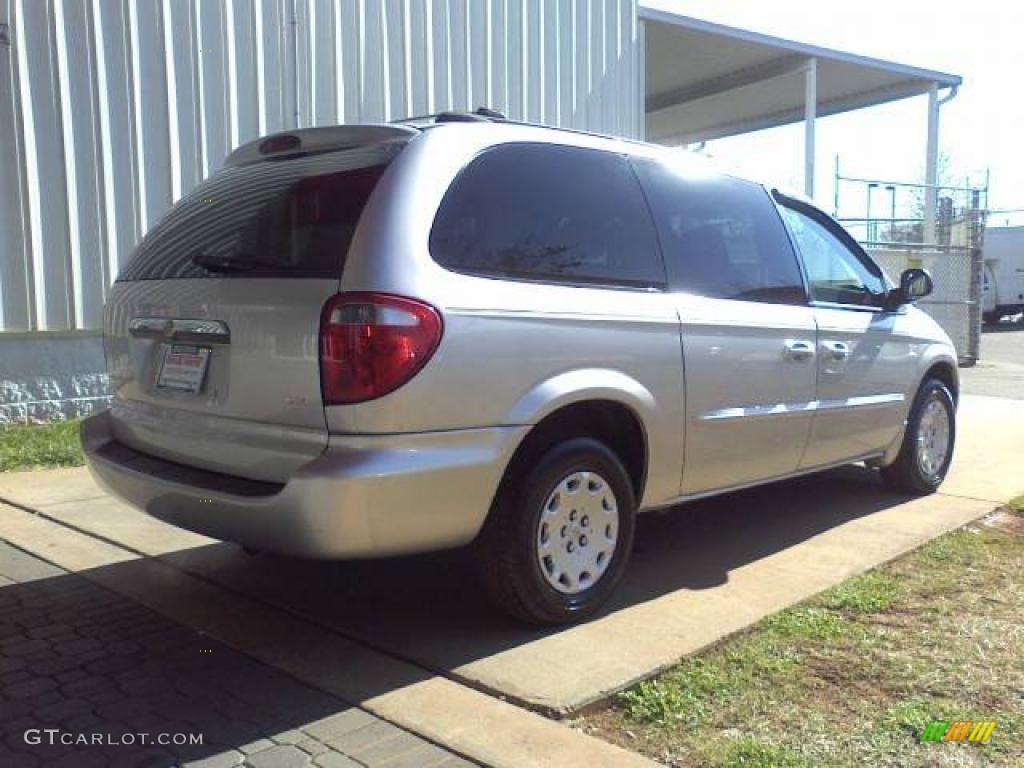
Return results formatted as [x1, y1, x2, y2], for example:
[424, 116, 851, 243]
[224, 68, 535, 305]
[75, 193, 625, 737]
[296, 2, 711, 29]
[700, 392, 904, 422]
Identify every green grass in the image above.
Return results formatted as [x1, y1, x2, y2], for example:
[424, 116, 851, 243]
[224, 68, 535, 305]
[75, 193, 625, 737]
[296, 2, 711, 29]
[0, 419, 84, 472]
[762, 606, 848, 639]
[823, 571, 900, 614]
[716, 739, 812, 768]
[584, 507, 1024, 767]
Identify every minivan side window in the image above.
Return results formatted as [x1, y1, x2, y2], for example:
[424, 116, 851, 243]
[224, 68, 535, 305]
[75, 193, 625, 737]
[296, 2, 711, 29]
[632, 159, 806, 304]
[778, 204, 887, 307]
[429, 144, 665, 288]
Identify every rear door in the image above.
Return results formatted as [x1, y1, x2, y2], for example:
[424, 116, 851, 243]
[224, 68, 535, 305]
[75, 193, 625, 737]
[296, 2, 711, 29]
[776, 198, 910, 468]
[104, 142, 401, 482]
[633, 160, 817, 495]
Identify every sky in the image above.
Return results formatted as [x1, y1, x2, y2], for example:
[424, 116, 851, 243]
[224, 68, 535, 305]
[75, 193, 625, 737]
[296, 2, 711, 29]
[645, 0, 1024, 223]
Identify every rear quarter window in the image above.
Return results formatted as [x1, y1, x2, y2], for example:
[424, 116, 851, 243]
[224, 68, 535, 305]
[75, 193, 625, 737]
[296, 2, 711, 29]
[118, 145, 396, 281]
[429, 143, 665, 289]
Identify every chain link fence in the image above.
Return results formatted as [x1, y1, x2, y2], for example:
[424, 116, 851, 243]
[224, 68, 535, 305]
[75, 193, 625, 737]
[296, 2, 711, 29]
[866, 243, 981, 365]
[835, 169, 986, 365]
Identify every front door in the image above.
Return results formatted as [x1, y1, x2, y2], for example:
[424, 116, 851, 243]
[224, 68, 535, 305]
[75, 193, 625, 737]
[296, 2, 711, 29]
[777, 199, 910, 468]
[631, 158, 817, 495]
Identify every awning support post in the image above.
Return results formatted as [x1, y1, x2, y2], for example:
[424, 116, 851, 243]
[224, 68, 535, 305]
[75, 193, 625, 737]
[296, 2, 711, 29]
[804, 57, 817, 199]
[924, 83, 939, 244]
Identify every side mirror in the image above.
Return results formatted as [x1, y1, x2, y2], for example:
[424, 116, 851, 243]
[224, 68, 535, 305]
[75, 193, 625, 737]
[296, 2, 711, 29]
[886, 268, 933, 309]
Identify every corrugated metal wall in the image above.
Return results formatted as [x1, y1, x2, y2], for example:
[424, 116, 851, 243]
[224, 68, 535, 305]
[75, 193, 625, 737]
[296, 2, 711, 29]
[0, 0, 640, 333]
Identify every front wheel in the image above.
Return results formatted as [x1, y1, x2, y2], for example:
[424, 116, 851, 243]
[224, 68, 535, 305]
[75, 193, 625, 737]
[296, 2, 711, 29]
[880, 378, 956, 494]
[478, 437, 636, 625]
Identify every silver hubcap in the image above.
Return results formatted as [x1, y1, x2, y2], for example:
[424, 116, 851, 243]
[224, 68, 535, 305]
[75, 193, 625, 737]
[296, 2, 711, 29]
[536, 471, 619, 595]
[916, 397, 951, 477]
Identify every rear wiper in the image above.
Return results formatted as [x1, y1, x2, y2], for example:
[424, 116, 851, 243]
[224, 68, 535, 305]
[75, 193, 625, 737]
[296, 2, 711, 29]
[191, 250, 256, 273]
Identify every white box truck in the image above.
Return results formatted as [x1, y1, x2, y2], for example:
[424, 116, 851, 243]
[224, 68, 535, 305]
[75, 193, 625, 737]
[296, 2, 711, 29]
[982, 226, 1024, 323]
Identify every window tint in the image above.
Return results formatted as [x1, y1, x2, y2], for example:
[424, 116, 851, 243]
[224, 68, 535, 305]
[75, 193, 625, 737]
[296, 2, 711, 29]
[429, 144, 665, 288]
[119, 145, 396, 281]
[779, 205, 887, 306]
[633, 159, 806, 304]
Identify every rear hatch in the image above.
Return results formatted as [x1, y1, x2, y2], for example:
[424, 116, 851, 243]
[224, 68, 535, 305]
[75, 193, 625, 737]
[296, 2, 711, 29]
[104, 129, 410, 482]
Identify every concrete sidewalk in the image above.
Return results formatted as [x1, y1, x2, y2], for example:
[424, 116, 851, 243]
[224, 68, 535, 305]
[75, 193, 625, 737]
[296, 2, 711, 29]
[1, 395, 1021, 721]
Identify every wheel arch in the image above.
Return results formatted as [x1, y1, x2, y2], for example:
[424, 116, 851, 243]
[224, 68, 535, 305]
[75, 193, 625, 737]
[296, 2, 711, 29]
[880, 351, 960, 466]
[497, 397, 650, 509]
[923, 358, 959, 405]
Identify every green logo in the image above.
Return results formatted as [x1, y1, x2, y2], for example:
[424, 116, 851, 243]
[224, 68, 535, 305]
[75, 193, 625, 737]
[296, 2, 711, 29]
[921, 720, 996, 743]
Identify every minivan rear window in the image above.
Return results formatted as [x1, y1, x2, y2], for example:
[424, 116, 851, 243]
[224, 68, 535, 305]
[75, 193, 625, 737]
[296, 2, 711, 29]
[118, 145, 397, 281]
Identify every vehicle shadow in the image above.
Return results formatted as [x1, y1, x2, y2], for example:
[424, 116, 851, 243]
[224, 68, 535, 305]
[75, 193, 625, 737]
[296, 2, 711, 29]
[0, 464, 920, 765]
[158, 463, 908, 665]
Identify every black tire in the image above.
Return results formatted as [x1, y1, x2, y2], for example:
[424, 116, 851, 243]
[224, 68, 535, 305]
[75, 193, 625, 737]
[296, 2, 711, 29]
[879, 378, 956, 494]
[478, 437, 636, 625]
[982, 312, 1000, 326]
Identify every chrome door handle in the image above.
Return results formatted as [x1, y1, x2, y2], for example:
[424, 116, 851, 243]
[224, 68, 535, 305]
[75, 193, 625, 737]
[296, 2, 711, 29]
[782, 340, 815, 362]
[822, 341, 850, 361]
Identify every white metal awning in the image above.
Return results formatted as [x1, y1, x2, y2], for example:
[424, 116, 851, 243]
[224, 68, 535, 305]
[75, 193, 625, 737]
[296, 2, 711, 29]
[641, 5, 961, 145]
[639, 3, 961, 219]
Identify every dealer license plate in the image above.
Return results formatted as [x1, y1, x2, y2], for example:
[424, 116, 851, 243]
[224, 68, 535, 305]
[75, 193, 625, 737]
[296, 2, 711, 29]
[156, 345, 211, 393]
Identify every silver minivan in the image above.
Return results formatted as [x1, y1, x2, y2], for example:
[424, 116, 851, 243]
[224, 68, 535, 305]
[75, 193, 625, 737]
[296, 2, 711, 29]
[82, 113, 958, 624]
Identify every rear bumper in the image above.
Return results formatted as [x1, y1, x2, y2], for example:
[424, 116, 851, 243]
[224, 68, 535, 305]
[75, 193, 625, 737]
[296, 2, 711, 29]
[82, 410, 527, 558]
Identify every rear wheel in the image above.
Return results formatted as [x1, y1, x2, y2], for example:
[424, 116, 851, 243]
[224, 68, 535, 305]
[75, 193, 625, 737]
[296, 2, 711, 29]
[880, 378, 956, 494]
[478, 437, 636, 625]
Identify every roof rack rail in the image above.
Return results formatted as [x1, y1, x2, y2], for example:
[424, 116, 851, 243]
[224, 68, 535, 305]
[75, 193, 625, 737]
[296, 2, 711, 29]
[392, 107, 507, 126]
[391, 106, 654, 150]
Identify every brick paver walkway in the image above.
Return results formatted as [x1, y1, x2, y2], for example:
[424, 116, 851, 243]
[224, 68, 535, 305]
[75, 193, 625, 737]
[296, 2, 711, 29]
[0, 541, 474, 768]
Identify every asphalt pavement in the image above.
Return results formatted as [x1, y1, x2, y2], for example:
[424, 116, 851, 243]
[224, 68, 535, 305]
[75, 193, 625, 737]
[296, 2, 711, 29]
[961, 317, 1024, 399]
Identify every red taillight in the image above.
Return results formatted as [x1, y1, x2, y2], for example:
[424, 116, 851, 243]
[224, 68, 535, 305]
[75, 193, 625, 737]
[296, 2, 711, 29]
[319, 292, 443, 404]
